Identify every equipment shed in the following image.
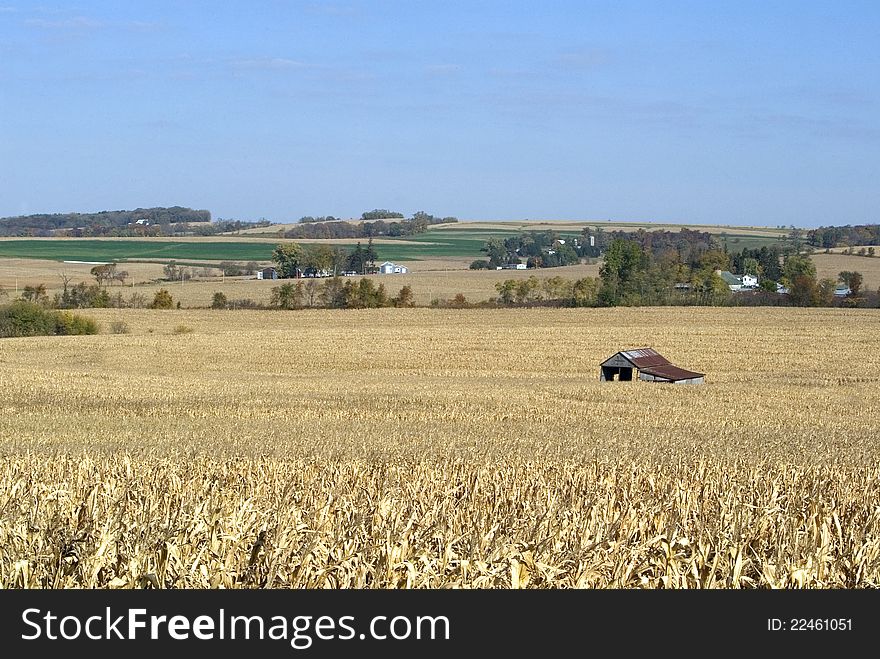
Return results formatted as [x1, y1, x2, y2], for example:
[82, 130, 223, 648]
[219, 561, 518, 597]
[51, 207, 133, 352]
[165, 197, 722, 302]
[600, 348, 704, 384]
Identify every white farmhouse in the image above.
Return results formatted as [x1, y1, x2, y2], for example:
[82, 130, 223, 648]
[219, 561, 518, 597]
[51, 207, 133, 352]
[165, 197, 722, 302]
[378, 261, 409, 274]
[718, 271, 758, 291]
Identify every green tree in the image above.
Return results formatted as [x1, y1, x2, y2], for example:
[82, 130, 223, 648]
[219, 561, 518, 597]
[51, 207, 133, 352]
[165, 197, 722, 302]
[211, 292, 228, 309]
[542, 276, 573, 300]
[782, 254, 816, 285]
[347, 242, 368, 274]
[817, 278, 837, 306]
[494, 279, 517, 304]
[691, 269, 730, 305]
[330, 247, 349, 275]
[570, 277, 599, 306]
[306, 244, 335, 274]
[271, 242, 304, 278]
[20, 284, 48, 304]
[410, 211, 430, 233]
[788, 227, 804, 253]
[361, 209, 404, 220]
[0, 300, 56, 336]
[838, 271, 863, 296]
[449, 293, 469, 308]
[482, 237, 508, 268]
[514, 276, 541, 304]
[91, 263, 118, 286]
[698, 249, 732, 273]
[270, 282, 303, 309]
[742, 257, 760, 276]
[320, 277, 346, 308]
[788, 275, 818, 307]
[365, 236, 378, 269]
[599, 239, 646, 305]
[150, 289, 174, 309]
[351, 278, 387, 307]
[304, 279, 320, 307]
[393, 285, 415, 307]
[162, 261, 180, 280]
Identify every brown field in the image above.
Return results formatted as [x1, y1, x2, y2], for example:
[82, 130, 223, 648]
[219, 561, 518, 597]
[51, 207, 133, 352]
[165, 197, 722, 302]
[233, 219, 789, 238]
[0, 258, 167, 289]
[436, 220, 788, 237]
[811, 253, 880, 290]
[1, 306, 879, 588]
[823, 245, 880, 254]
[1, 259, 601, 307]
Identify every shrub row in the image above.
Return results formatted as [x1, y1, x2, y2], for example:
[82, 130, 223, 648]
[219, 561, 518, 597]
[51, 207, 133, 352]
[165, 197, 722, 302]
[0, 301, 99, 338]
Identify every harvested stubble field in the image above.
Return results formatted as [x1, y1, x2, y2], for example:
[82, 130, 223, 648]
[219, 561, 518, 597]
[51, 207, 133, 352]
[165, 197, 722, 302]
[1, 307, 879, 588]
[811, 252, 880, 290]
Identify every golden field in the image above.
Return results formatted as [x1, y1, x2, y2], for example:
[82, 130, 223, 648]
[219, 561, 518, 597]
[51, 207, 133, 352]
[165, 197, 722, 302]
[1, 307, 879, 588]
[811, 252, 880, 290]
[0, 259, 601, 307]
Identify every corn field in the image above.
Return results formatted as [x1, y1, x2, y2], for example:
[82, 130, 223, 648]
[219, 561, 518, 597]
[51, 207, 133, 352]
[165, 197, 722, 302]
[1, 307, 879, 587]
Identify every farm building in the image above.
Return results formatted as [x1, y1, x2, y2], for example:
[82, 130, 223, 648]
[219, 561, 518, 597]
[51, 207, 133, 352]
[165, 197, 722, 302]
[718, 271, 758, 291]
[600, 348, 705, 384]
[256, 267, 278, 280]
[378, 261, 409, 274]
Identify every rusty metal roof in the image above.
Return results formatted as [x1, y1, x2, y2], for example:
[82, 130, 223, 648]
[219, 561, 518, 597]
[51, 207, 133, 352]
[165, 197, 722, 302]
[639, 364, 705, 381]
[619, 348, 670, 368]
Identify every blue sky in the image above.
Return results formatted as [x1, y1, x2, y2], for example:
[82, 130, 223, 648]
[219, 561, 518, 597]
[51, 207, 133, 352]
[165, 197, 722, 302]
[1, 1, 878, 226]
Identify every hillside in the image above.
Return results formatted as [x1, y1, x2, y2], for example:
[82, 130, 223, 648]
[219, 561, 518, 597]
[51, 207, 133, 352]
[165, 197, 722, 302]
[0, 206, 211, 237]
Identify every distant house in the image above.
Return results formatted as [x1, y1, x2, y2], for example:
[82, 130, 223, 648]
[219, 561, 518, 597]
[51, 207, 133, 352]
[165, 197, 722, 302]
[834, 285, 852, 297]
[302, 267, 331, 278]
[378, 261, 408, 274]
[256, 267, 278, 280]
[718, 271, 758, 291]
[497, 263, 527, 270]
[776, 282, 789, 295]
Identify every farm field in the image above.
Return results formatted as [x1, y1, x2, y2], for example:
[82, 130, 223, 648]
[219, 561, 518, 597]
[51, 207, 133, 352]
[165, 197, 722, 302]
[0, 233, 493, 263]
[0, 258, 601, 307]
[1, 306, 879, 588]
[0, 237, 466, 263]
[811, 253, 880, 290]
[114, 263, 602, 308]
[0, 219, 790, 266]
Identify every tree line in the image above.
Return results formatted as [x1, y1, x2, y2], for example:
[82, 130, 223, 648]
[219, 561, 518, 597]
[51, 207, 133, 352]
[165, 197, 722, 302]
[283, 211, 457, 240]
[271, 240, 382, 276]
[597, 237, 873, 307]
[0, 206, 212, 237]
[807, 224, 880, 249]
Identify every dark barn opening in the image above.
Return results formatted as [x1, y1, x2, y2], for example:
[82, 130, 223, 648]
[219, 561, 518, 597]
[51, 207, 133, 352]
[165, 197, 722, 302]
[600, 366, 634, 381]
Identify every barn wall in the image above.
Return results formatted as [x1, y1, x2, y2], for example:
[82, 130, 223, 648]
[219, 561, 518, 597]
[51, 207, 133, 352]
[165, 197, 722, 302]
[601, 354, 633, 368]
